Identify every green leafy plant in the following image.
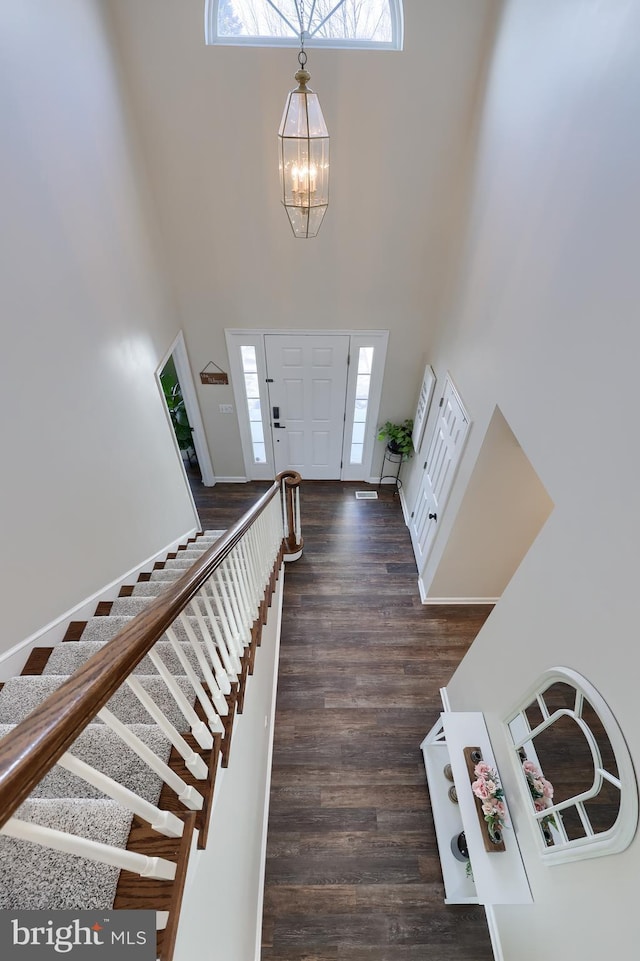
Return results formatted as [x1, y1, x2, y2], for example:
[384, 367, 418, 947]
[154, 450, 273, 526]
[161, 379, 194, 452]
[377, 419, 414, 457]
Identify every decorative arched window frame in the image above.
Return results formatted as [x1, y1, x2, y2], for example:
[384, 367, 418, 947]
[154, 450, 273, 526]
[505, 667, 638, 864]
[205, 0, 404, 51]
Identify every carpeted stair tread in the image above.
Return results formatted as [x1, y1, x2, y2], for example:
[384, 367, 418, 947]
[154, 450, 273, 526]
[0, 723, 170, 803]
[106, 596, 225, 629]
[80, 615, 209, 647]
[149, 567, 190, 583]
[0, 675, 197, 731]
[159, 557, 207, 571]
[0, 798, 133, 910]
[43, 641, 203, 679]
[132, 580, 181, 596]
[0, 527, 228, 918]
[110, 596, 160, 616]
[80, 615, 133, 642]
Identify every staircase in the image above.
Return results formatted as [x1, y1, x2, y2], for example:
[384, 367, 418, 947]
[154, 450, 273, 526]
[0, 473, 303, 961]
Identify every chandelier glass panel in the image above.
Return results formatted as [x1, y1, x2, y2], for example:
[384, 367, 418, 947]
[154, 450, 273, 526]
[277, 1, 329, 238]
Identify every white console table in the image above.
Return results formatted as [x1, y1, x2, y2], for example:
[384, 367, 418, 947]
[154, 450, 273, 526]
[420, 710, 532, 906]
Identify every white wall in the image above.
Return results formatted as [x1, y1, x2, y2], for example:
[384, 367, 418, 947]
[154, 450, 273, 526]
[427, 406, 553, 600]
[106, 0, 503, 481]
[0, 1, 198, 654]
[174, 570, 284, 961]
[415, 2, 640, 957]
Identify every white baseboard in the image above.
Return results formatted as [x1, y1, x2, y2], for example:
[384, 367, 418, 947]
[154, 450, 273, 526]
[399, 487, 410, 524]
[423, 597, 499, 605]
[0, 527, 199, 681]
[417, 582, 498, 607]
[484, 905, 504, 961]
[213, 476, 249, 484]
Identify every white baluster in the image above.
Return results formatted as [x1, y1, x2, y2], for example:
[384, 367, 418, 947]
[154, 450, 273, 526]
[97, 708, 204, 810]
[240, 538, 258, 615]
[230, 549, 251, 628]
[156, 633, 225, 732]
[192, 589, 241, 676]
[165, 623, 228, 718]
[124, 678, 208, 779]
[2, 818, 176, 881]
[146, 650, 214, 749]
[227, 552, 251, 647]
[183, 601, 231, 695]
[281, 485, 289, 539]
[295, 486, 302, 543]
[210, 572, 244, 660]
[55, 753, 184, 838]
[221, 558, 247, 650]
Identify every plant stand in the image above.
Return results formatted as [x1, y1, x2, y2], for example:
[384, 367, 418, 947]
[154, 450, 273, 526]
[378, 447, 404, 495]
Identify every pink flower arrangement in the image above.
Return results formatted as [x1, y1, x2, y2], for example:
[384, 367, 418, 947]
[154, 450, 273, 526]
[471, 762, 507, 841]
[522, 759, 556, 834]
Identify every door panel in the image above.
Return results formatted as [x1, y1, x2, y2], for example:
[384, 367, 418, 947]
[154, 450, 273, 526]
[265, 334, 349, 479]
[410, 377, 470, 570]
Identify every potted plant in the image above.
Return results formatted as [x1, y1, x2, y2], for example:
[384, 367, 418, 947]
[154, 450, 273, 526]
[377, 419, 414, 458]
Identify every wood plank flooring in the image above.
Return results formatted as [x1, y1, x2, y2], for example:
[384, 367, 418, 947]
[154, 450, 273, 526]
[186, 472, 495, 960]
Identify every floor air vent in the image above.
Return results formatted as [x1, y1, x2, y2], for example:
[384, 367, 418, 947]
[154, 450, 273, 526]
[355, 490, 378, 500]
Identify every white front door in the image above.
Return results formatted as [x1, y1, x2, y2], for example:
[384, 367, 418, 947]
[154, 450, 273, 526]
[410, 376, 470, 570]
[265, 334, 350, 479]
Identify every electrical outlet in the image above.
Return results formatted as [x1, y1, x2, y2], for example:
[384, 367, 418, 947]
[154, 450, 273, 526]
[219, 404, 234, 414]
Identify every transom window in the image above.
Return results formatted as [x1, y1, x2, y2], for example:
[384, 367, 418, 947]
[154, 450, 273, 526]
[506, 667, 638, 864]
[206, 0, 404, 50]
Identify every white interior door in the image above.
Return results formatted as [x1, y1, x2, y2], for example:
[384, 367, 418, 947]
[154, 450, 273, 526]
[410, 376, 470, 570]
[265, 334, 349, 479]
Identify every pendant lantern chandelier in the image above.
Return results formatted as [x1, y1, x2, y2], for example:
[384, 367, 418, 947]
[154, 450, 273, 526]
[277, 2, 329, 239]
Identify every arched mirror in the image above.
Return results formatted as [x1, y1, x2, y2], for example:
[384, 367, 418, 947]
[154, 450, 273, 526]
[506, 667, 638, 863]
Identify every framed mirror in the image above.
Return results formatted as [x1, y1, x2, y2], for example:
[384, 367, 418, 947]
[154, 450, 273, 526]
[506, 667, 638, 863]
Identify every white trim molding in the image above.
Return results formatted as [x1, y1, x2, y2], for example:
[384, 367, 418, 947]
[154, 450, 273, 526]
[225, 329, 388, 483]
[0, 528, 199, 681]
[505, 666, 639, 864]
[418, 592, 499, 606]
[158, 331, 216, 488]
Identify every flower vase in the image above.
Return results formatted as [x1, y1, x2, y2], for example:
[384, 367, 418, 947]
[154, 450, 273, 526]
[463, 746, 506, 853]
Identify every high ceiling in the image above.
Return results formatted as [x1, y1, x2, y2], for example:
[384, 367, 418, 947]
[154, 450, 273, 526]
[106, 0, 502, 476]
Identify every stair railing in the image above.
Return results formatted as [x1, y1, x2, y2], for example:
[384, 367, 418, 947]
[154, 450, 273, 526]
[0, 470, 302, 882]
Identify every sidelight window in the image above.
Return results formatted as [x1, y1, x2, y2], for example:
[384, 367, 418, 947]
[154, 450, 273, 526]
[349, 347, 374, 465]
[240, 346, 267, 463]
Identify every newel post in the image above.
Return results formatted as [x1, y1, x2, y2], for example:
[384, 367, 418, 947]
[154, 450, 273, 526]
[277, 470, 303, 562]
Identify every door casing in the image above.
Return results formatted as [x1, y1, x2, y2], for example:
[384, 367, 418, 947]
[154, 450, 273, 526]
[226, 329, 389, 481]
[409, 374, 470, 574]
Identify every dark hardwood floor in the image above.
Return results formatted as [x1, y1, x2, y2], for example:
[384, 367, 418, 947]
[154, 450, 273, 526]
[186, 469, 494, 960]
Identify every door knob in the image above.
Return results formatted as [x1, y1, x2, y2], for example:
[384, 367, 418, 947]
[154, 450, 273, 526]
[273, 423, 286, 429]
[429, 512, 437, 521]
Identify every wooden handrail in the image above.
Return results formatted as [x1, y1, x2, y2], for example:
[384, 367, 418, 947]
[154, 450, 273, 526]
[0, 470, 301, 830]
